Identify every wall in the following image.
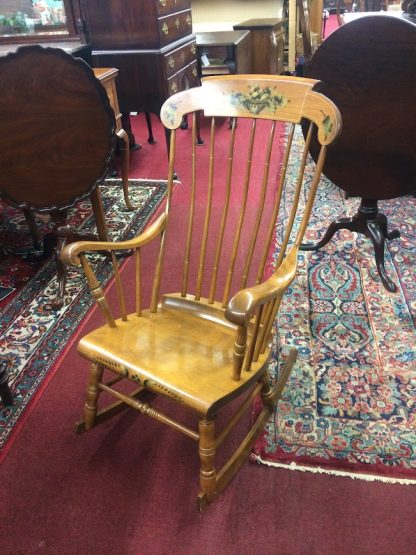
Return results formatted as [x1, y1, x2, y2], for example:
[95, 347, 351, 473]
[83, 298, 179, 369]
[191, 0, 285, 32]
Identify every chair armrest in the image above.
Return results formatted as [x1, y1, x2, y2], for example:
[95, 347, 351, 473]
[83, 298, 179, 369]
[225, 246, 299, 327]
[60, 212, 167, 266]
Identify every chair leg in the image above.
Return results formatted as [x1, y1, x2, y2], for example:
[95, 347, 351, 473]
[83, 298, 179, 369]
[197, 354, 298, 508]
[83, 362, 104, 430]
[197, 416, 217, 510]
[259, 372, 277, 412]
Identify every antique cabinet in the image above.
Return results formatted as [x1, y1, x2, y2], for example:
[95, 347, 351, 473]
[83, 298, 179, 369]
[79, 0, 199, 143]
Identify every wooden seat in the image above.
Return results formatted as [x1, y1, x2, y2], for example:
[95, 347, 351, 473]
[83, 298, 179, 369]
[78, 294, 271, 415]
[61, 75, 341, 509]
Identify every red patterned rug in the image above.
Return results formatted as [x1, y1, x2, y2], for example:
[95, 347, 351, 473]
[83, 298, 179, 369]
[253, 131, 416, 483]
[0, 179, 167, 452]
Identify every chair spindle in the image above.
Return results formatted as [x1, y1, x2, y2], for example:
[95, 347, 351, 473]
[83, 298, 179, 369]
[222, 119, 257, 307]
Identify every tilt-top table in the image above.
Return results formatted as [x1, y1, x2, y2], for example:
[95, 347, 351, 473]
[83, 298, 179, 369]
[303, 13, 416, 292]
[0, 45, 117, 406]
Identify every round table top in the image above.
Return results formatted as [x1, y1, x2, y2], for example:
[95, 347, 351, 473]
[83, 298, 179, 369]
[306, 14, 416, 200]
[0, 45, 115, 211]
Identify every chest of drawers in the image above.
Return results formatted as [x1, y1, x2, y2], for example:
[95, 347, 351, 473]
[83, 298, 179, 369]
[80, 0, 198, 145]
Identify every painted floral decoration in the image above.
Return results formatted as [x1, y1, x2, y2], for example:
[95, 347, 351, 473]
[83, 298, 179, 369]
[321, 110, 333, 140]
[230, 85, 288, 115]
[161, 101, 179, 126]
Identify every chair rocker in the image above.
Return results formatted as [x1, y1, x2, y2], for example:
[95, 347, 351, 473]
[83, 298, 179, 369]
[61, 75, 341, 509]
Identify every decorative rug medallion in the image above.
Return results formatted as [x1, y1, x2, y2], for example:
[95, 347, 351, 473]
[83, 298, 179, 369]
[0, 179, 167, 451]
[253, 130, 416, 482]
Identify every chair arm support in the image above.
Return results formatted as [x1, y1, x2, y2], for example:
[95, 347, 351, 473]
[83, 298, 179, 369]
[60, 212, 167, 266]
[225, 247, 299, 327]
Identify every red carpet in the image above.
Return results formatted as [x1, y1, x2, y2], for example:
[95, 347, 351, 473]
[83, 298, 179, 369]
[2, 357, 416, 554]
[1, 115, 416, 554]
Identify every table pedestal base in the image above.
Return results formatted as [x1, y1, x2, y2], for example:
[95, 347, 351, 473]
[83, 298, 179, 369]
[41, 210, 98, 309]
[301, 198, 400, 292]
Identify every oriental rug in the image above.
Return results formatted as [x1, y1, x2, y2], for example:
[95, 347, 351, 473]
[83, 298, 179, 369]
[253, 130, 416, 483]
[0, 178, 167, 451]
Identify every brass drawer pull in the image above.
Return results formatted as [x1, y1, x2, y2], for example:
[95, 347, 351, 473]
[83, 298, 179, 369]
[168, 56, 175, 68]
[171, 82, 178, 93]
[186, 14, 192, 26]
[162, 22, 169, 35]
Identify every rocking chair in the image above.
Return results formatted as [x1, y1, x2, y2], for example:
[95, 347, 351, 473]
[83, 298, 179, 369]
[61, 75, 341, 509]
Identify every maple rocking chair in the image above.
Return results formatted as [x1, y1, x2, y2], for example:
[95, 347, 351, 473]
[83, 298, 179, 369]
[61, 75, 341, 509]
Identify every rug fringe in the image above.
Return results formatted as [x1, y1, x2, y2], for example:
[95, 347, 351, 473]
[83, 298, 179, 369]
[252, 455, 416, 485]
[105, 177, 163, 183]
[105, 177, 179, 184]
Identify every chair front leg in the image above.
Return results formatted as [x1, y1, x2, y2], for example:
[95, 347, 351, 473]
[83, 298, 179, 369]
[84, 362, 104, 430]
[197, 416, 217, 510]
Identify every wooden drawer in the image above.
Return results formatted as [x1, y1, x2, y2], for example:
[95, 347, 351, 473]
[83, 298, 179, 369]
[156, 0, 191, 16]
[167, 60, 199, 96]
[158, 9, 193, 47]
[164, 38, 197, 78]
